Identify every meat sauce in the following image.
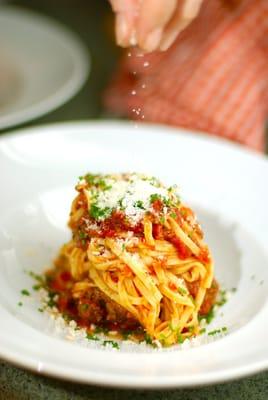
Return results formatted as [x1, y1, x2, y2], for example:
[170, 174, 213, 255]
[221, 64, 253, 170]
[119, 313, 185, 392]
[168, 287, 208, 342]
[46, 269, 142, 336]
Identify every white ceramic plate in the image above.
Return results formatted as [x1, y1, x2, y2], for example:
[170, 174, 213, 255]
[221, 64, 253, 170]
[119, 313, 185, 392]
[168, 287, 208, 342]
[0, 7, 89, 130]
[0, 121, 267, 388]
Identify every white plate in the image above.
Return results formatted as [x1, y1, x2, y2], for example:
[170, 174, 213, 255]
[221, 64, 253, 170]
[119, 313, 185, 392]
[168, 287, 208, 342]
[0, 7, 89, 130]
[0, 121, 267, 388]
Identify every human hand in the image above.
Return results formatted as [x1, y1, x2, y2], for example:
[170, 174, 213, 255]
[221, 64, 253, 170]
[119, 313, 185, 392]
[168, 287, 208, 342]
[109, 0, 203, 52]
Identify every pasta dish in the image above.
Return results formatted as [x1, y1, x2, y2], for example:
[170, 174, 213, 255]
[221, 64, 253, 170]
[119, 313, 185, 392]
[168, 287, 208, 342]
[46, 173, 218, 346]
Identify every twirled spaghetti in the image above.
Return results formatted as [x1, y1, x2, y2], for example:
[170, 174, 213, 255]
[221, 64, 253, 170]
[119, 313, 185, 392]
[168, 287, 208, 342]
[47, 173, 218, 346]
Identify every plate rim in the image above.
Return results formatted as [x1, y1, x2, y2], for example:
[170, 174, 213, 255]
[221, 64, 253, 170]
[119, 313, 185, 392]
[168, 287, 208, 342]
[0, 119, 267, 163]
[0, 6, 90, 130]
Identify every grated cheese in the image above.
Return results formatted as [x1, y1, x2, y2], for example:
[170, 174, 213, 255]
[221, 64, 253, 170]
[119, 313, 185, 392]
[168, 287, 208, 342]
[85, 173, 179, 225]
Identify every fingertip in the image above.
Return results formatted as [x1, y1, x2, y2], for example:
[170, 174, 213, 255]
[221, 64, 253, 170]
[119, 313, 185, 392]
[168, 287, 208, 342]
[115, 13, 137, 48]
[140, 28, 163, 53]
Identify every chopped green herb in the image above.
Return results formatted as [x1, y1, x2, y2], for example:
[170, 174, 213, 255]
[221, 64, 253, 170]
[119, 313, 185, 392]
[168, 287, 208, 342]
[163, 197, 172, 207]
[207, 327, 227, 336]
[86, 333, 100, 341]
[201, 307, 215, 324]
[177, 334, 185, 344]
[21, 289, 30, 296]
[89, 204, 111, 220]
[150, 193, 161, 203]
[47, 299, 56, 308]
[46, 292, 57, 308]
[144, 333, 153, 345]
[18, 301, 23, 307]
[26, 270, 44, 284]
[38, 308, 44, 313]
[85, 173, 97, 185]
[78, 231, 86, 239]
[122, 331, 131, 340]
[170, 212, 177, 219]
[84, 174, 112, 191]
[159, 215, 165, 225]
[216, 290, 228, 306]
[98, 179, 112, 191]
[159, 333, 167, 345]
[122, 243, 126, 251]
[94, 326, 109, 334]
[118, 198, 125, 210]
[134, 200, 145, 209]
[199, 328, 206, 334]
[208, 329, 222, 336]
[32, 284, 41, 291]
[231, 287, 237, 293]
[178, 287, 187, 295]
[62, 313, 71, 322]
[102, 340, 119, 349]
[78, 176, 84, 181]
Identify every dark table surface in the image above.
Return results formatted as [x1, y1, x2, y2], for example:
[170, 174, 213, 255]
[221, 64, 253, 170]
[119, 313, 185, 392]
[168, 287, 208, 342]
[0, 0, 267, 399]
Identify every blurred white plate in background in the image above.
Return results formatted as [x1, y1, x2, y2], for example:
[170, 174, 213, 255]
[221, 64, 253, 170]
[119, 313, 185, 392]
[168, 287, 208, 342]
[0, 6, 89, 130]
[0, 121, 267, 388]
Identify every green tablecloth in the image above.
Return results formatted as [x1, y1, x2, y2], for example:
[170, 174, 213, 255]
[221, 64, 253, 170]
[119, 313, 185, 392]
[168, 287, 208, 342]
[0, 1, 267, 398]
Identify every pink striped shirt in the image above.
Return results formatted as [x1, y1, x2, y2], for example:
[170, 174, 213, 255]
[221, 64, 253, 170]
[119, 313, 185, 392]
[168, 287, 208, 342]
[104, 0, 268, 151]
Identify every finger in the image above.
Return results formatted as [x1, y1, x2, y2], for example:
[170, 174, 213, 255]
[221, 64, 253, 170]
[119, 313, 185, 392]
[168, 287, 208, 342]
[137, 0, 177, 52]
[159, 0, 203, 51]
[115, 13, 137, 47]
[110, 0, 139, 47]
[109, 0, 137, 13]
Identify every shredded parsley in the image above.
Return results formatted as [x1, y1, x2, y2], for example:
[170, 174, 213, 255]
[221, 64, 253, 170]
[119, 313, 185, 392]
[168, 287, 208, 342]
[94, 326, 109, 334]
[200, 307, 215, 324]
[118, 197, 125, 210]
[178, 287, 187, 295]
[32, 284, 41, 291]
[26, 270, 45, 284]
[159, 215, 165, 225]
[134, 200, 145, 209]
[216, 290, 228, 306]
[21, 289, 30, 296]
[84, 174, 112, 191]
[150, 193, 162, 203]
[170, 212, 177, 219]
[177, 334, 185, 344]
[144, 333, 153, 345]
[89, 204, 111, 220]
[86, 333, 100, 341]
[78, 231, 87, 239]
[18, 302, 23, 307]
[208, 327, 227, 336]
[102, 340, 119, 349]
